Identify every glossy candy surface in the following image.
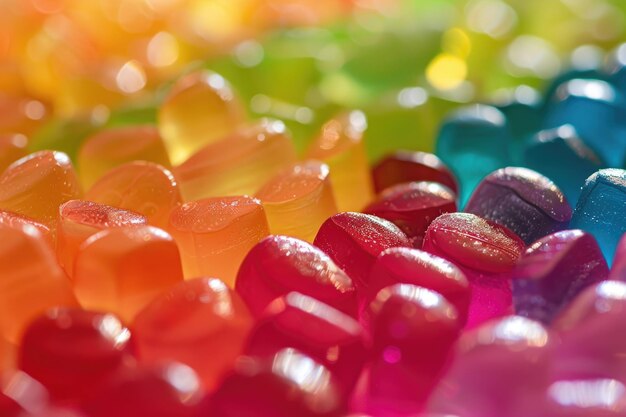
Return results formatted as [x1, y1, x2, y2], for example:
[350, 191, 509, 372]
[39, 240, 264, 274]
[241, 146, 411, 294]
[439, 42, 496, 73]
[168, 196, 269, 286]
[133, 278, 252, 389]
[0, 133, 28, 173]
[610, 234, 626, 280]
[236, 235, 357, 318]
[0, 209, 52, 248]
[465, 167, 572, 245]
[256, 161, 337, 242]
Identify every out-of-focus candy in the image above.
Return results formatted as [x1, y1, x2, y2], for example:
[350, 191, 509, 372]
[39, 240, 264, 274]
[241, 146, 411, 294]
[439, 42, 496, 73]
[19, 308, 134, 403]
[371, 150, 458, 195]
[81, 363, 202, 417]
[0, 209, 52, 248]
[167, 196, 269, 286]
[73, 225, 184, 322]
[0, 133, 28, 173]
[465, 167, 572, 245]
[313, 212, 411, 291]
[199, 349, 345, 417]
[85, 161, 182, 229]
[364, 181, 457, 248]
[0, 151, 82, 231]
[571, 169, 626, 264]
[355, 284, 460, 415]
[158, 70, 246, 165]
[235, 236, 357, 318]
[306, 111, 374, 212]
[244, 292, 367, 395]
[174, 119, 297, 201]
[545, 378, 626, 417]
[427, 316, 553, 417]
[0, 223, 77, 343]
[435, 105, 511, 206]
[366, 248, 470, 325]
[1, 370, 49, 417]
[133, 278, 252, 390]
[523, 125, 605, 204]
[256, 161, 337, 242]
[77, 126, 171, 188]
[422, 213, 525, 327]
[512, 230, 608, 324]
[610, 234, 626, 280]
[57, 200, 147, 277]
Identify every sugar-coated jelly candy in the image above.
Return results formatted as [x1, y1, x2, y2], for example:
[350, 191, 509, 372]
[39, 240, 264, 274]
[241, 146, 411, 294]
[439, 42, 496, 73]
[355, 284, 460, 415]
[81, 363, 202, 417]
[1, 370, 49, 417]
[523, 125, 605, 204]
[77, 125, 171, 188]
[313, 212, 410, 291]
[545, 378, 626, 417]
[0, 223, 77, 343]
[465, 167, 572, 245]
[256, 161, 337, 242]
[174, 119, 297, 201]
[435, 105, 511, 206]
[19, 308, 134, 403]
[364, 181, 457, 248]
[512, 230, 608, 324]
[73, 225, 184, 322]
[371, 150, 458, 195]
[552, 281, 626, 381]
[0, 133, 28, 173]
[571, 169, 626, 264]
[422, 213, 525, 327]
[158, 70, 245, 165]
[306, 111, 374, 212]
[199, 349, 345, 417]
[133, 278, 252, 389]
[57, 200, 147, 277]
[236, 235, 357, 318]
[0, 209, 52, 248]
[427, 316, 553, 417]
[543, 79, 626, 167]
[168, 196, 269, 286]
[85, 161, 182, 229]
[0, 151, 82, 231]
[366, 248, 470, 325]
[609, 234, 626, 280]
[244, 292, 367, 395]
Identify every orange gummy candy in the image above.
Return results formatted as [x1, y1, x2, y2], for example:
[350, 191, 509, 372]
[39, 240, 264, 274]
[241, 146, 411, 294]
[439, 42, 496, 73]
[0, 133, 28, 173]
[133, 278, 252, 390]
[0, 223, 77, 343]
[256, 160, 338, 242]
[167, 196, 270, 287]
[57, 200, 148, 277]
[174, 119, 297, 201]
[306, 110, 374, 212]
[0, 209, 53, 249]
[73, 225, 184, 322]
[85, 161, 182, 229]
[0, 151, 82, 231]
[78, 125, 171, 188]
[158, 70, 245, 165]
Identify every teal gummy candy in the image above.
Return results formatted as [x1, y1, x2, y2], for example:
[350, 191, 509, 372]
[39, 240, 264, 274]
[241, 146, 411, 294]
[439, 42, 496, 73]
[543, 79, 626, 167]
[571, 169, 626, 265]
[435, 105, 512, 206]
[523, 125, 605, 204]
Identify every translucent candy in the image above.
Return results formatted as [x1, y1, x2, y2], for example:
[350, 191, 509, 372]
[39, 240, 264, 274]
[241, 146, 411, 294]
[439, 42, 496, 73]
[570, 169, 626, 264]
[256, 161, 337, 242]
[422, 213, 525, 327]
[174, 119, 297, 201]
[73, 225, 184, 322]
[158, 70, 246, 165]
[133, 278, 252, 390]
[465, 167, 572, 245]
[0, 370, 49, 417]
[609, 234, 626, 280]
[545, 377, 626, 417]
[77, 125, 171, 188]
[0, 223, 77, 343]
[56, 200, 147, 277]
[512, 230, 608, 324]
[435, 105, 511, 206]
[85, 161, 182, 229]
[306, 111, 374, 212]
[0, 151, 82, 231]
[0, 133, 28, 173]
[167, 196, 269, 286]
[0, 209, 52, 248]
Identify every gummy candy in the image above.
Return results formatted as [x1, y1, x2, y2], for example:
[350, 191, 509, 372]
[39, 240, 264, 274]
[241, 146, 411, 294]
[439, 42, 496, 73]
[0, 133, 28, 173]
[609, 234, 626, 280]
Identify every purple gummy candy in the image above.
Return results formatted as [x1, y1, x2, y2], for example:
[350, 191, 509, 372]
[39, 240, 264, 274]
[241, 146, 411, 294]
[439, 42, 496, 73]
[609, 234, 626, 281]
